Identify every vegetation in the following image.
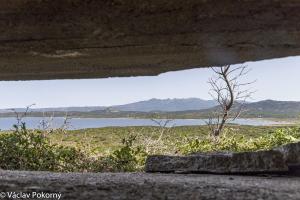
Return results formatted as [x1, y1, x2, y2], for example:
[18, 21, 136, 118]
[0, 123, 90, 172]
[0, 123, 299, 172]
[179, 126, 300, 154]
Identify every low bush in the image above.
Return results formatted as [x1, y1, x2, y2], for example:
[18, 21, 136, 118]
[178, 127, 300, 154]
[0, 123, 149, 172]
[0, 123, 89, 172]
[96, 135, 147, 172]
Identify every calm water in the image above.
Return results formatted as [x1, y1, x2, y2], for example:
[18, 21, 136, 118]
[0, 117, 292, 130]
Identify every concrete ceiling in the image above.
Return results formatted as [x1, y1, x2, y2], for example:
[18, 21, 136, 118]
[1, 0, 300, 80]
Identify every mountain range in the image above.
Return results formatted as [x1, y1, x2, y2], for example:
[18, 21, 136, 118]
[112, 98, 217, 112]
[0, 98, 300, 119]
[0, 98, 217, 113]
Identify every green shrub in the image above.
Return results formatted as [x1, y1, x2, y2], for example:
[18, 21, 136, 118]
[97, 135, 147, 172]
[252, 127, 300, 150]
[178, 127, 300, 154]
[0, 123, 89, 172]
[0, 123, 147, 172]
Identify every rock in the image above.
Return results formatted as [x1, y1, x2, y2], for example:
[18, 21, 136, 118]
[146, 142, 300, 174]
[275, 141, 300, 166]
[145, 150, 288, 174]
[275, 141, 300, 174]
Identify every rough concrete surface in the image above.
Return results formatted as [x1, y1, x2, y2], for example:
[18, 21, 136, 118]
[145, 150, 289, 174]
[1, 0, 300, 80]
[276, 141, 300, 166]
[0, 170, 299, 200]
[146, 142, 300, 174]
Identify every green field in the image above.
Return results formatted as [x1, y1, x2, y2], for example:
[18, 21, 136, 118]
[1, 124, 299, 172]
[49, 125, 296, 156]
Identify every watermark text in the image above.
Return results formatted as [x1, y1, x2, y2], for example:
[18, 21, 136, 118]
[0, 192, 62, 199]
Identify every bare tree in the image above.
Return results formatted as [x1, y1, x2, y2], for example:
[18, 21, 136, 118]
[150, 118, 174, 142]
[10, 104, 36, 126]
[130, 117, 175, 155]
[207, 65, 255, 137]
[38, 111, 55, 133]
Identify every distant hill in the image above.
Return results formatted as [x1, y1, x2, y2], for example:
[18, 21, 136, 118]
[166, 100, 300, 119]
[1, 99, 300, 119]
[0, 98, 217, 113]
[241, 100, 300, 118]
[112, 98, 217, 112]
[0, 106, 106, 113]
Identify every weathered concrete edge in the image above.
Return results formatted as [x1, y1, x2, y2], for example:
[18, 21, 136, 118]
[1, 0, 300, 80]
[145, 150, 288, 174]
[145, 142, 300, 174]
[0, 170, 299, 200]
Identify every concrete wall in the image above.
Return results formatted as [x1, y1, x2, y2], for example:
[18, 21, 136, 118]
[1, 0, 300, 80]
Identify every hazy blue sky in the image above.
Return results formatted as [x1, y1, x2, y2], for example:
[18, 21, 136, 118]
[0, 56, 299, 109]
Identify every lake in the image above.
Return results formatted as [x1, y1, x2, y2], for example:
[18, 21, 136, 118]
[0, 117, 293, 130]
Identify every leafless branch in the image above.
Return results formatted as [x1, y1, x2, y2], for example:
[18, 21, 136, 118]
[206, 65, 255, 137]
[150, 118, 174, 141]
[10, 104, 36, 126]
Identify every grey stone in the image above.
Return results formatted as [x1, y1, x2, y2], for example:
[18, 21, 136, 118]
[275, 141, 300, 175]
[275, 141, 300, 166]
[0, 170, 300, 200]
[145, 150, 288, 174]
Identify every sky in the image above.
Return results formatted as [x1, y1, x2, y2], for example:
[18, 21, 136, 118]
[0, 56, 299, 109]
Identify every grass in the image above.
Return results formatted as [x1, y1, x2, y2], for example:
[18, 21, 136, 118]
[48, 125, 295, 156]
